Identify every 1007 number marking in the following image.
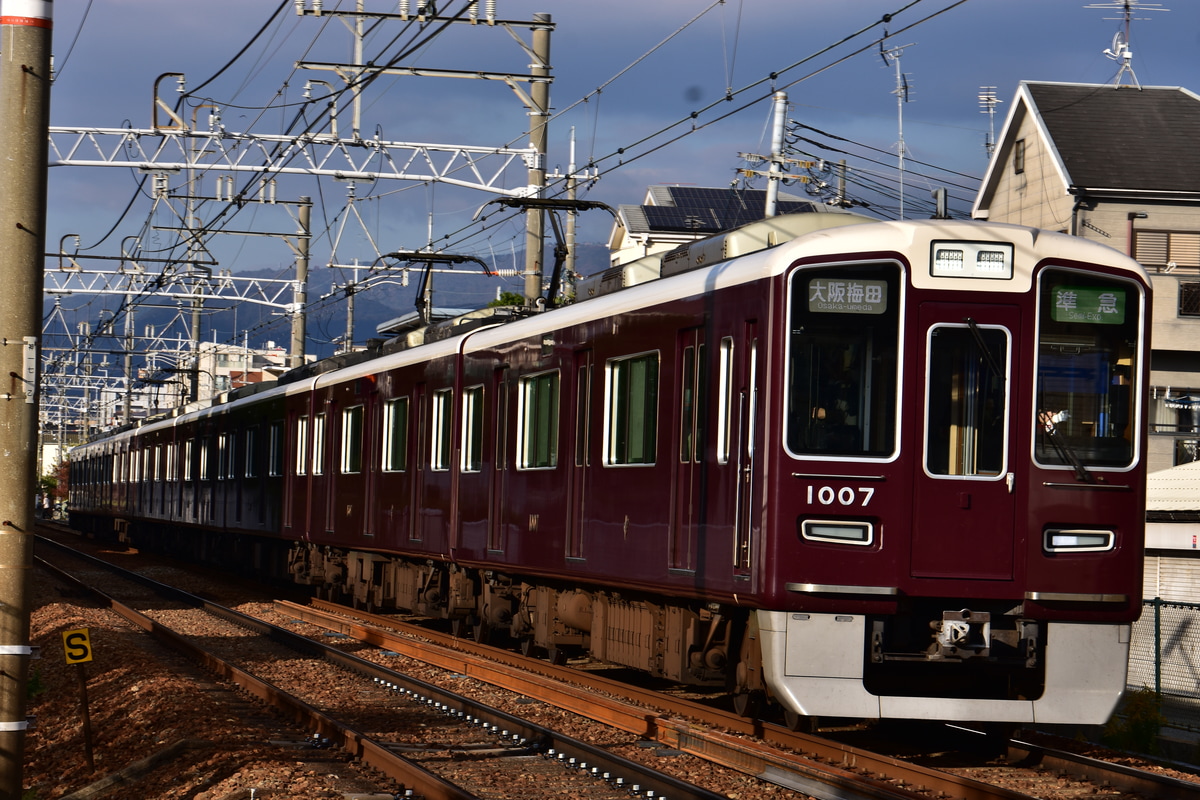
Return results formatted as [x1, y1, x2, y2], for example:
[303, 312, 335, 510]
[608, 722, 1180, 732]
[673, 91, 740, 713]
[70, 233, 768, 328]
[806, 486, 875, 507]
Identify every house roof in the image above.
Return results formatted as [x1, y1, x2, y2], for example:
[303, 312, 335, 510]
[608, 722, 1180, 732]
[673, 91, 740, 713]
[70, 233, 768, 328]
[974, 82, 1200, 215]
[617, 186, 823, 237]
[1025, 82, 1200, 192]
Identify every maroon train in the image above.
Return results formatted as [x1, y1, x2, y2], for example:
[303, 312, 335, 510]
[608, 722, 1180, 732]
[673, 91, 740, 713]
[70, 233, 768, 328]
[69, 212, 1151, 726]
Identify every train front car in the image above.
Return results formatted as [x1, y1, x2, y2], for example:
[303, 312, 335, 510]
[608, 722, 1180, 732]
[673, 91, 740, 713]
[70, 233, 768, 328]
[756, 220, 1149, 726]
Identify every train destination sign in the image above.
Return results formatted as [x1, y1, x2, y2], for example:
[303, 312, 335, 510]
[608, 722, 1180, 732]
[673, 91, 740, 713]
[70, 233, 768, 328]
[1050, 286, 1126, 324]
[807, 278, 887, 314]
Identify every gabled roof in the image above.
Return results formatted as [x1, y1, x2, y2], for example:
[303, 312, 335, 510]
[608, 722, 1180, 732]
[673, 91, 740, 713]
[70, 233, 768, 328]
[974, 81, 1200, 214]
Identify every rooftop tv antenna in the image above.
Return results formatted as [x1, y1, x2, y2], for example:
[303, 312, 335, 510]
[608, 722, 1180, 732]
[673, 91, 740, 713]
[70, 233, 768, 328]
[978, 86, 1002, 160]
[1085, 1, 1169, 88]
[880, 37, 915, 219]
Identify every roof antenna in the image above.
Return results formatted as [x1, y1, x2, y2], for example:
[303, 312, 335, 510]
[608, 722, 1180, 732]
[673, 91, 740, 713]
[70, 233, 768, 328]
[880, 36, 915, 219]
[1084, 1, 1169, 88]
[978, 87, 1002, 160]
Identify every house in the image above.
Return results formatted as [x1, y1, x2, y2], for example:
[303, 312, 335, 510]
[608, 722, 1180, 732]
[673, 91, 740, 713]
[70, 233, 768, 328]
[607, 185, 834, 267]
[973, 81, 1200, 471]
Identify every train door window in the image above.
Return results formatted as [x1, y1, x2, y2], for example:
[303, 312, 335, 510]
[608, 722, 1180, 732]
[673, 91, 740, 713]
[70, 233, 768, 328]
[518, 370, 559, 470]
[432, 389, 453, 471]
[155, 445, 163, 482]
[680, 344, 707, 464]
[183, 439, 194, 481]
[924, 324, 1009, 477]
[312, 413, 327, 476]
[295, 416, 309, 476]
[717, 338, 734, 464]
[786, 263, 901, 458]
[166, 443, 176, 482]
[268, 422, 284, 476]
[199, 439, 211, 482]
[217, 434, 231, 480]
[341, 405, 364, 474]
[1034, 268, 1142, 469]
[245, 427, 258, 478]
[382, 397, 409, 471]
[461, 386, 484, 472]
[605, 352, 659, 466]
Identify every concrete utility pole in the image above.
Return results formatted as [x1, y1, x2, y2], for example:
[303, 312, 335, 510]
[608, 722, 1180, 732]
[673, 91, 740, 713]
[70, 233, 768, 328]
[523, 13, 552, 306]
[291, 199, 310, 368]
[0, 2, 53, 796]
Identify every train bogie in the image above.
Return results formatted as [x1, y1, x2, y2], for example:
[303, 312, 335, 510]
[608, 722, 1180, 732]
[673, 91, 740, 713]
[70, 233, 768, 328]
[69, 213, 1151, 726]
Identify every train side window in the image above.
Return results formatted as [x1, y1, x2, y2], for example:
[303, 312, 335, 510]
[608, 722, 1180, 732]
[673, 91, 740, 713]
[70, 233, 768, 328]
[518, 370, 559, 470]
[605, 352, 659, 466]
[925, 325, 1009, 477]
[382, 397, 409, 472]
[295, 416, 309, 476]
[462, 386, 484, 472]
[432, 389, 453, 471]
[341, 405, 364, 474]
[312, 413, 327, 476]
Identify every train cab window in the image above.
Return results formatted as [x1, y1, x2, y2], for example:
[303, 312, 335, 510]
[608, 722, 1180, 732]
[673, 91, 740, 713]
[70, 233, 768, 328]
[462, 386, 484, 472]
[312, 413, 327, 475]
[925, 325, 1009, 477]
[1034, 268, 1142, 469]
[382, 397, 409, 472]
[605, 352, 659, 466]
[786, 263, 901, 458]
[432, 389, 453, 471]
[341, 405, 364, 474]
[519, 370, 559, 469]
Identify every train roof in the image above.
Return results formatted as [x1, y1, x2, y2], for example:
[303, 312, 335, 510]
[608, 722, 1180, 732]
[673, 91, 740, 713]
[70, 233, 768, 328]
[73, 214, 1149, 452]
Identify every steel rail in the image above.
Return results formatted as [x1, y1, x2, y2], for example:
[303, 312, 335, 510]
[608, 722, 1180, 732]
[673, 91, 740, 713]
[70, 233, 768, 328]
[281, 599, 1036, 800]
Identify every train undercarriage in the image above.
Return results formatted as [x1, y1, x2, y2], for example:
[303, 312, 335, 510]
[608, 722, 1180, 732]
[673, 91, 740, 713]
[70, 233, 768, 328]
[286, 541, 741, 690]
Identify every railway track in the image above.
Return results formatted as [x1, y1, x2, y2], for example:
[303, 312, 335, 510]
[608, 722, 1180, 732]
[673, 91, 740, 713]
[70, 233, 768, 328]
[33, 534, 729, 800]
[277, 597, 1200, 800]
[32, 530, 1200, 800]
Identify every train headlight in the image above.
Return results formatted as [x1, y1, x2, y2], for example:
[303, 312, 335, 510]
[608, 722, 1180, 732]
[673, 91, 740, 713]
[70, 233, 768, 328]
[1043, 528, 1115, 553]
[801, 519, 873, 546]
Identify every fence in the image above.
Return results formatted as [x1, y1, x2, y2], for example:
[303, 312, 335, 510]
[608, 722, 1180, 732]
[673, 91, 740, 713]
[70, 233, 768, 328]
[1129, 598, 1200, 731]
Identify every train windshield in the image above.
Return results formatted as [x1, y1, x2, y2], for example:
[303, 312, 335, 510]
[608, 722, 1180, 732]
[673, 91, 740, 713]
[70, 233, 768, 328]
[785, 262, 901, 458]
[1034, 268, 1141, 469]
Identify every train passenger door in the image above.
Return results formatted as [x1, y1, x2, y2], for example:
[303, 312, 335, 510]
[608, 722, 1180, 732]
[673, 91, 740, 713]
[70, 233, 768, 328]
[733, 323, 759, 576]
[671, 330, 704, 571]
[911, 303, 1019, 580]
[488, 370, 508, 552]
[566, 351, 592, 561]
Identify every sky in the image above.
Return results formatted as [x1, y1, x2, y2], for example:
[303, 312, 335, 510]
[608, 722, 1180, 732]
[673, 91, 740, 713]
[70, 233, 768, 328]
[37, 0, 1200, 335]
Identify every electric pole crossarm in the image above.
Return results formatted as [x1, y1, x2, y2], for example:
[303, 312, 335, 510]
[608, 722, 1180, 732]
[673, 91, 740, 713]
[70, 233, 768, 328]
[48, 127, 538, 196]
[44, 267, 297, 309]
